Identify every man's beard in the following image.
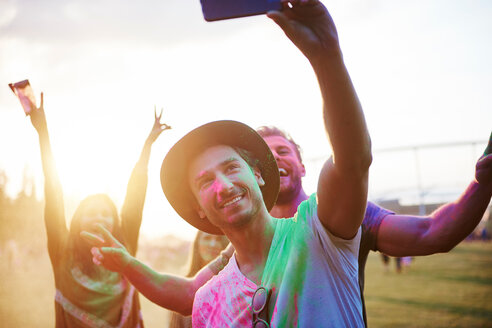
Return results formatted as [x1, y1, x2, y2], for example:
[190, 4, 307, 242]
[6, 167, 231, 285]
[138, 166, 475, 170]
[276, 177, 302, 204]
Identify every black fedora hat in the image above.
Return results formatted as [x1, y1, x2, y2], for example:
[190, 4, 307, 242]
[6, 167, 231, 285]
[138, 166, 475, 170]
[160, 120, 279, 235]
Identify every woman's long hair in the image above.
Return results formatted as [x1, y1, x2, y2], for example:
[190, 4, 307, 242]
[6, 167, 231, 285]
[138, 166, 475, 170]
[68, 194, 125, 275]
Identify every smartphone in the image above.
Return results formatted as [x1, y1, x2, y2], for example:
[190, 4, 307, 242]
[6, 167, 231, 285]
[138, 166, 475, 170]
[200, 0, 282, 22]
[9, 79, 36, 115]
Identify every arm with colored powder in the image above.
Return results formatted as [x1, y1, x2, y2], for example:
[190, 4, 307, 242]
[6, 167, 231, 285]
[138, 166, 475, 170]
[81, 225, 234, 315]
[376, 133, 492, 256]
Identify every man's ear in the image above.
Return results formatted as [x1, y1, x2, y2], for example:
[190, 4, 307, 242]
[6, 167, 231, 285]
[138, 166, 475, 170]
[300, 163, 306, 178]
[190, 197, 207, 219]
[254, 167, 265, 187]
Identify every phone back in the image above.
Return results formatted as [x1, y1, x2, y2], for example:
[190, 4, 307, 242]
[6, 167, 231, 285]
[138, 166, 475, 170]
[200, 0, 282, 22]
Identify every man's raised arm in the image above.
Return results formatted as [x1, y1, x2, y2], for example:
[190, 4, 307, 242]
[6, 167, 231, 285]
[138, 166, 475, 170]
[268, 0, 371, 239]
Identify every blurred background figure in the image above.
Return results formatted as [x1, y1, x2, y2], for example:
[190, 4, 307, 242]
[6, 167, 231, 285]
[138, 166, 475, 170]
[380, 253, 402, 273]
[401, 256, 413, 269]
[168, 231, 229, 328]
[380, 253, 413, 273]
[28, 91, 169, 328]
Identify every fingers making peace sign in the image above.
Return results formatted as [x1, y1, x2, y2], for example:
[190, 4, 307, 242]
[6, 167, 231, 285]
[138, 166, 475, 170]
[80, 224, 132, 273]
[146, 106, 171, 144]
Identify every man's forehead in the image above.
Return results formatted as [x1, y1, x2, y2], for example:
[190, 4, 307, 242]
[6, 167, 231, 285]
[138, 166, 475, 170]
[189, 145, 242, 176]
[264, 135, 293, 149]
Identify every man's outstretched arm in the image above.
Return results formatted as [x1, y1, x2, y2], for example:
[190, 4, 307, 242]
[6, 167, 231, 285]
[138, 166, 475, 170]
[377, 135, 492, 256]
[119, 249, 231, 315]
[82, 225, 233, 315]
[268, 0, 371, 239]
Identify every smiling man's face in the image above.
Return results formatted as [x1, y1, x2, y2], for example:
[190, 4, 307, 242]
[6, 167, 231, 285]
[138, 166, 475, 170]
[188, 145, 265, 230]
[263, 135, 305, 203]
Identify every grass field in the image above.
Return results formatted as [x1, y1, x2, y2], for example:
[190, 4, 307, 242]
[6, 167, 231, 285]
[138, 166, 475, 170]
[1, 241, 491, 327]
[365, 242, 492, 327]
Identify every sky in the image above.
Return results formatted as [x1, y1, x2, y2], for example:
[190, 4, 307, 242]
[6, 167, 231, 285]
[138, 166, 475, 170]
[0, 0, 491, 239]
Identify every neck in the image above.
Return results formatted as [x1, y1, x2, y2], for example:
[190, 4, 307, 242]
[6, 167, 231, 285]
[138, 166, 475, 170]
[223, 209, 276, 285]
[270, 187, 309, 218]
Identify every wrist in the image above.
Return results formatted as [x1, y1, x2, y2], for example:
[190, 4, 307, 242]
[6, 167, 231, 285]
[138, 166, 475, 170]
[308, 46, 343, 68]
[36, 124, 48, 136]
[121, 253, 134, 275]
[145, 134, 157, 145]
[309, 50, 345, 76]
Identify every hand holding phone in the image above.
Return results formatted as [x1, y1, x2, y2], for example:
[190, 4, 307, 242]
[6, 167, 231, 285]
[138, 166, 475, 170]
[200, 0, 282, 22]
[9, 79, 36, 115]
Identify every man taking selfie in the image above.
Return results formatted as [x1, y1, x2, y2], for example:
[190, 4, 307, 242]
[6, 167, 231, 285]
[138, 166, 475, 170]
[161, 1, 371, 325]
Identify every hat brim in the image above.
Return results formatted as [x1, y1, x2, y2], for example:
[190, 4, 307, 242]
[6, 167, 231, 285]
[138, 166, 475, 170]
[161, 120, 280, 235]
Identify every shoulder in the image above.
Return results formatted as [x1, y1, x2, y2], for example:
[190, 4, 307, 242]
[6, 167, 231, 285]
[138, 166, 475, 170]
[299, 193, 362, 247]
[293, 193, 318, 224]
[195, 264, 228, 299]
[195, 255, 248, 300]
[193, 255, 256, 325]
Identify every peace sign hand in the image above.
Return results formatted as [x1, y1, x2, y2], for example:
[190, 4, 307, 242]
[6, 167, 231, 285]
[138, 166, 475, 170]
[80, 224, 132, 273]
[147, 106, 171, 144]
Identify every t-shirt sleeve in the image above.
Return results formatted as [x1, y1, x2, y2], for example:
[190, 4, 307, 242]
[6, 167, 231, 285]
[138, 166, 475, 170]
[192, 279, 214, 327]
[363, 201, 394, 251]
[192, 292, 206, 327]
[192, 256, 255, 327]
[301, 193, 362, 277]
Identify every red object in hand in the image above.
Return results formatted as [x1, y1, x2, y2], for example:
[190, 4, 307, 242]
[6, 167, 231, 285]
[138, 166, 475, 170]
[9, 79, 36, 115]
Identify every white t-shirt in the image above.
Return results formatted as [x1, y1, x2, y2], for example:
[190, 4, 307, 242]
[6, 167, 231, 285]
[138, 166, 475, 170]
[193, 193, 364, 327]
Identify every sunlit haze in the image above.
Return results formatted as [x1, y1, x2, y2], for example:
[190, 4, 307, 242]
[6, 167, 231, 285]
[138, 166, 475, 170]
[1, 0, 491, 239]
